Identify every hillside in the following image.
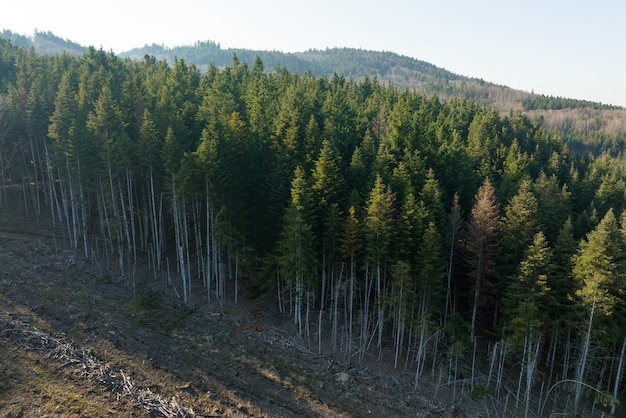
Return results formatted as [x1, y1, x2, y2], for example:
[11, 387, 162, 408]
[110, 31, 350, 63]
[2, 30, 626, 417]
[2, 29, 623, 131]
[119, 41, 533, 111]
[0, 217, 457, 417]
[120, 41, 462, 84]
[0, 29, 87, 56]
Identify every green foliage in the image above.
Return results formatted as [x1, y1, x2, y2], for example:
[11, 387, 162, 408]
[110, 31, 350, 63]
[4, 39, 626, 413]
[498, 180, 538, 279]
[573, 209, 624, 317]
[503, 232, 553, 345]
[522, 94, 620, 111]
[469, 385, 489, 401]
[365, 175, 395, 264]
[128, 291, 162, 312]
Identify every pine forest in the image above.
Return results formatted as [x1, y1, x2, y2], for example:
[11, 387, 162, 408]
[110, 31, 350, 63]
[1, 38, 626, 416]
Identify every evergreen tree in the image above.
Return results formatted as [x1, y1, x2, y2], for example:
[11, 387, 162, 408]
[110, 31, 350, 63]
[498, 180, 539, 288]
[277, 166, 317, 335]
[311, 138, 343, 209]
[498, 139, 530, 203]
[548, 218, 577, 317]
[504, 232, 553, 342]
[505, 232, 552, 416]
[533, 171, 571, 243]
[419, 168, 446, 233]
[444, 193, 464, 322]
[416, 221, 446, 318]
[365, 174, 395, 355]
[341, 205, 363, 356]
[572, 209, 625, 411]
[463, 177, 500, 384]
[396, 192, 427, 268]
[466, 109, 502, 178]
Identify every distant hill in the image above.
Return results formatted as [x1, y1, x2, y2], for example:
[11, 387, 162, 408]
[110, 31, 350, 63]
[0, 29, 87, 56]
[121, 41, 463, 84]
[1, 29, 624, 136]
[121, 41, 513, 105]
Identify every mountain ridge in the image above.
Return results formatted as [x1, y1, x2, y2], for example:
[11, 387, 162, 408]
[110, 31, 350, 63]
[1, 28, 624, 137]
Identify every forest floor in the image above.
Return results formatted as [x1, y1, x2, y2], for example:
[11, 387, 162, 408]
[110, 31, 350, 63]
[0, 215, 467, 418]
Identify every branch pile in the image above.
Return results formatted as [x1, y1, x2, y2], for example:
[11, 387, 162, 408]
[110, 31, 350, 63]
[0, 316, 198, 417]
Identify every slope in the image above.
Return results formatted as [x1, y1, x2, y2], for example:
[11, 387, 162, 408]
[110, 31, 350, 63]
[0, 214, 460, 417]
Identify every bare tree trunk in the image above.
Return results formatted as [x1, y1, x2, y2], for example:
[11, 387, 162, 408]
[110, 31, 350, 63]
[347, 257, 355, 356]
[318, 255, 327, 354]
[360, 266, 371, 363]
[125, 165, 136, 265]
[445, 194, 462, 325]
[563, 328, 572, 381]
[611, 335, 626, 416]
[414, 293, 428, 388]
[28, 136, 41, 221]
[496, 339, 507, 401]
[331, 265, 343, 353]
[376, 262, 384, 360]
[149, 171, 161, 270]
[172, 179, 188, 303]
[295, 272, 302, 335]
[393, 280, 404, 370]
[205, 195, 213, 306]
[575, 300, 596, 412]
[0, 147, 6, 208]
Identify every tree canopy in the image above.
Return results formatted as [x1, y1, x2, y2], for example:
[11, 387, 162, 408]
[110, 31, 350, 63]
[0, 42, 625, 416]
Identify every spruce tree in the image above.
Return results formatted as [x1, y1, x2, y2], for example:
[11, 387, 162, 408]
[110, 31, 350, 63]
[464, 177, 500, 384]
[464, 177, 500, 334]
[572, 209, 625, 411]
[365, 174, 395, 356]
[277, 166, 316, 335]
[498, 180, 539, 313]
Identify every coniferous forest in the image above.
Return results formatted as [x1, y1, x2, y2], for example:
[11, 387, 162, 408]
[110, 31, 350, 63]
[1, 37, 626, 416]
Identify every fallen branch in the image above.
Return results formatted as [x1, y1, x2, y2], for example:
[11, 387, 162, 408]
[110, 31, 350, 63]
[0, 316, 197, 417]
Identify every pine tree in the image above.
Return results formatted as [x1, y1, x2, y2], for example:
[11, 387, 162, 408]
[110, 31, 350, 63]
[277, 166, 317, 335]
[504, 231, 553, 412]
[419, 168, 446, 233]
[365, 174, 395, 356]
[311, 138, 344, 221]
[414, 221, 446, 385]
[572, 209, 625, 412]
[464, 177, 500, 384]
[341, 205, 363, 356]
[138, 109, 164, 272]
[444, 193, 464, 323]
[549, 218, 577, 316]
[498, 180, 539, 314]
[48, 71, 82, 251]
[465, 177, 500, 332]
[533, 171, 571, 243]
[466, 109, 502, 178]
[498, 139, 530, 204]
[86, 84, 128, 273]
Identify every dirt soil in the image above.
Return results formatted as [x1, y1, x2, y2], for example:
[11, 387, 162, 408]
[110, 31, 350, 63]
[0, 221, 462, 418]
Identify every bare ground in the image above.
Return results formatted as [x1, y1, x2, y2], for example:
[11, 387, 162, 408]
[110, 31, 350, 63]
[0, 221, 463, 418]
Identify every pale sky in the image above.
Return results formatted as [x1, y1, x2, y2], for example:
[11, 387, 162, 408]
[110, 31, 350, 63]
[2, 0, 625, 107]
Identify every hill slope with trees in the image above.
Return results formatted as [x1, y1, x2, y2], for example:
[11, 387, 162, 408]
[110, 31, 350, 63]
[4, 28, 626, 150]
[1, 36, 626, 416]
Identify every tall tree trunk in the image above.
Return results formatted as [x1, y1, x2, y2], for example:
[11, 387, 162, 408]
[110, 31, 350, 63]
[611, 335, 626, 416]
[376, 261, 384, 360]
[575, 300, 596, 412]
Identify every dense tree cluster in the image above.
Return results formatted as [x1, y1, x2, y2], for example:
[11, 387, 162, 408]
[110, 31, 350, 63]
[522, 94, 621, 111]
[1, 40, 626, 416]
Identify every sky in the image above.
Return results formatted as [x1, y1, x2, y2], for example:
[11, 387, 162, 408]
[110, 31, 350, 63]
[2, 0, 625, 107]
